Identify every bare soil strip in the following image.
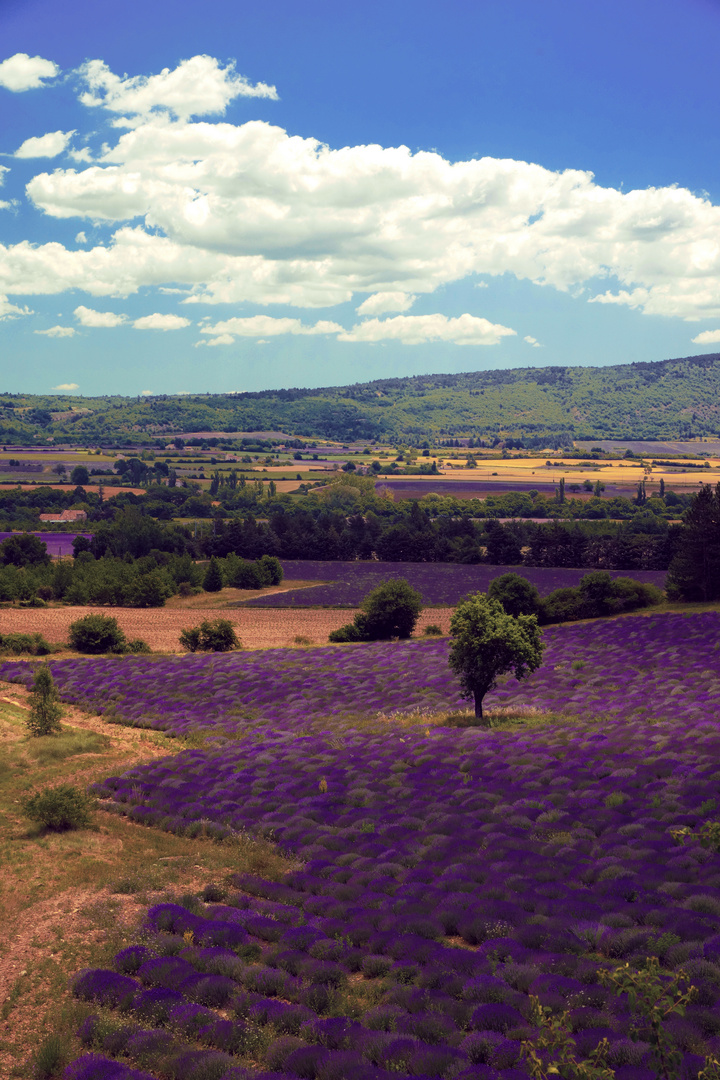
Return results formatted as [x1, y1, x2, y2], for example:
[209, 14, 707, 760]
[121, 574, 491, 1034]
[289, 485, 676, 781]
[0, 605, 453, 652]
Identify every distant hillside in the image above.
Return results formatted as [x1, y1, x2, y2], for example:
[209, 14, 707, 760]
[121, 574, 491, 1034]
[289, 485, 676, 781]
[3, 352, 720, 445]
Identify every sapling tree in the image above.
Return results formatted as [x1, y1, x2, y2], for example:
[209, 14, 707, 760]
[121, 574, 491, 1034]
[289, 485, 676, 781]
[448, 593, 544, 724]
[26, 664, 63, 737]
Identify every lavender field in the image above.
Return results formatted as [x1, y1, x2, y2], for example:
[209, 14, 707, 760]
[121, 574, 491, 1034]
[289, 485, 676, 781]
[0, 531, 88, 558]
[2, 612, 717, 738]
[22, 611, 720, 1080]
[246, 561, 667, 607]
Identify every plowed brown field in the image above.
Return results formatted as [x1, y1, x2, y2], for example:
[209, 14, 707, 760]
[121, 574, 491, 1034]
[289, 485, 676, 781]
[0, 605, 452, 651]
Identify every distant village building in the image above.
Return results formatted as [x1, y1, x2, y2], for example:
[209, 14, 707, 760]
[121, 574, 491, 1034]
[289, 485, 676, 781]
[38, 509, 87, 522]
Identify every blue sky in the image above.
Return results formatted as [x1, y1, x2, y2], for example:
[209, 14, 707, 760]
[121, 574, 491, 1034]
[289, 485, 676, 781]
[2, 0, 720, 396]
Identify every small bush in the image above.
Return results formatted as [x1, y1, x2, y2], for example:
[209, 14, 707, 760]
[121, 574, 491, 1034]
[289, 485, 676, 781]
[125, 638, 152, 654]
[488, 573, 541, 618]
[328, 621, 365, 643]
[33, 1032, 68, 1079]
[22, 784, 95, 830]
[0, 631, 55, 656]
[423, 624, 443, 636]
[179, 626, 202, 652]
[26, 664, 63, 737]
[69, 614, 127, 654]
[329, 579, 422, 642]
[258, 554, 283, 586]
[179, 619, 241, 652]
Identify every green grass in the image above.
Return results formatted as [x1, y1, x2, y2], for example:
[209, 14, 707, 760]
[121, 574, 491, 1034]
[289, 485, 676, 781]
[23, 729, 110, 764]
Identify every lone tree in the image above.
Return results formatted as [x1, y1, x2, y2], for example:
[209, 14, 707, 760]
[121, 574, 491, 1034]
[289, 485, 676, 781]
[448, 593, 544, 725]
[26, 665, 63, 737]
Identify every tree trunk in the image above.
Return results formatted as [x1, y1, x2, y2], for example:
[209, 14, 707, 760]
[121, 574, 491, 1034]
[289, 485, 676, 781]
[473, 689, 490, 728]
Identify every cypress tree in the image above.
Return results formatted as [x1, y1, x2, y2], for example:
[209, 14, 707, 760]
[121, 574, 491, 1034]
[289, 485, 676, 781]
[203, 557, 224, 592]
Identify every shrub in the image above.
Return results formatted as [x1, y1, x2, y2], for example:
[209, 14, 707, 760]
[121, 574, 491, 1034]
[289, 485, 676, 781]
[22, 784, 95, 830]
[488, 573, 541, 618]
[258, 554, 283, 586]
[226, 558, 263, 589]
[179, 619, 241, 653]
[329, 578, 422, 642]
[125, 638, 152, 654]
[423, 624, 443, 636]
[26, 664, 63, 737]
[179, 626, 202, 652]
[0, 631, 55, 656]
[33, 1033, 69, 1079]
[69, 614, 127, 654]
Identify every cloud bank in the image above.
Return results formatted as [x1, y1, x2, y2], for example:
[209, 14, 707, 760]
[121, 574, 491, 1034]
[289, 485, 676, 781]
[2, 54, 720, 329]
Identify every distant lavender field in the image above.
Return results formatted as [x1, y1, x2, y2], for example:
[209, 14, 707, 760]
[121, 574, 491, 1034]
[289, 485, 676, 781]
[0, 531, 89, 558]
[244, 560, 667, 607]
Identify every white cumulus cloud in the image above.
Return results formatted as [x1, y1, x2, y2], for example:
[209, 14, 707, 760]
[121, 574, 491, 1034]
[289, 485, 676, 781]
[77, 55, 278, 124]
[691, 329, 720, 345]
[15, 130, 75, 159]
[140, 389, 154, 395]
[524, 335, 542, 347]
[52, 382, 79, 390]
[133, 312, 191, 330]
[338, 313, 516, 346]
[200, 315, 343, 340]
[74, 304, 126, 327]
[0, 53, 59, 92]
[0, 294, 32, 321]
[201, 333, 235, 346]
[356, 292, 416, 315]
[34, 325, 76, 337]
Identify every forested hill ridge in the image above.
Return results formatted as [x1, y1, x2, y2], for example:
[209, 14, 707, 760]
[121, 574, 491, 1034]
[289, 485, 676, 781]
[4, 351, 720, 445]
